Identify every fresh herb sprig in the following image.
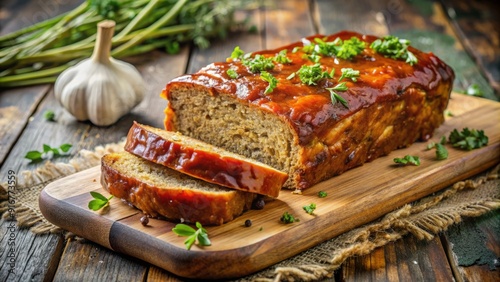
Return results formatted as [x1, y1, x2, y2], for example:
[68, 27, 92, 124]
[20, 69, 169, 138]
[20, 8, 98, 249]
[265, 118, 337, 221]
[88, 191, 113, 211]
[427, 136, 448, 160]
[294, 63, 333, 86]
[172, 222, 211, 250]
[318, 191, 327, 198]
[24, 143, 72, 162]
[448, 128, 488, 150]
[393, 155, 420, 166]
[0, 0, 256, 88]
[370, 35, 418, 66]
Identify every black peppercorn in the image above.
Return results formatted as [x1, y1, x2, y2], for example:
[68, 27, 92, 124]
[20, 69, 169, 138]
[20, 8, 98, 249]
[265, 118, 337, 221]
[140, 215, 149, 226]
[244, 219, 252, 227]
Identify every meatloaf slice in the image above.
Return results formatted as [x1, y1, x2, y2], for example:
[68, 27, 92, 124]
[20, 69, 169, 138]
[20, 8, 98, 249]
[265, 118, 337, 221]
[162, 31, 455, 190]
[124, 121, 287, 197]
[101, 152, 256, 225]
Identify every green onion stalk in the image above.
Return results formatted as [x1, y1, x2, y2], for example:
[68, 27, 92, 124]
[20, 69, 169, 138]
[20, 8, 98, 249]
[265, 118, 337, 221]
[0, 0, 258, 88]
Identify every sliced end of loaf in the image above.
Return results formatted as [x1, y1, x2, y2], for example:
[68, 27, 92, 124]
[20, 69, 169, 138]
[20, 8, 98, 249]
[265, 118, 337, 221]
[101, 152, 256, 225]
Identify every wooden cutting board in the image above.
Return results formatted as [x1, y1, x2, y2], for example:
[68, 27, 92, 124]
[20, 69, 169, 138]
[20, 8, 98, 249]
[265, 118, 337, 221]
[39, 94, 499, 279]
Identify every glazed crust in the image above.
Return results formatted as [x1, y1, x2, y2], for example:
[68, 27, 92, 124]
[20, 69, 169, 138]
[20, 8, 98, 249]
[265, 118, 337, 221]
[124, 122, 287, 197]
[101, 153, 256, 225]
[163, 31, 455, 189]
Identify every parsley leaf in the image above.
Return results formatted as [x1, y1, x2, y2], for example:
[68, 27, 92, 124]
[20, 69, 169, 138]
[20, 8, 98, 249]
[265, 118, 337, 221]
[338, 68, 360, 82]
[394, 155, 420, 166]
[172, 222, 211, 250]
[226, 68, 238, 79]
[88, 191, 113, 211]
[230, 46, 245, 59]
[448, 128, 488, 150]
[335, 37, 366, 60]
[280, 211, 299, 224]
[297, 63, 332, 85]
[260, 71, 278, 94]
[24, 143, 72, 162]
[435, 143, 449, 160]
[370, 35, 418, 66]
[243, 54, 275, 73]
[318, 191, 327, 198]
[273, 49, 292, 64]
[303, 203, 317, 215]
[44, 110, 55, 121]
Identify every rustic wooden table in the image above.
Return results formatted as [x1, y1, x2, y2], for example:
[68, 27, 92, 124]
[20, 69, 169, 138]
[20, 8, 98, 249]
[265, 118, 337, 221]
[1, 0, 499, 281]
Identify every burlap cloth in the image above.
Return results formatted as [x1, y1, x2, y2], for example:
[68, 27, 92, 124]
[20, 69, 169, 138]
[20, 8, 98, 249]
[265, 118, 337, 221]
[0, 141, 499, 281]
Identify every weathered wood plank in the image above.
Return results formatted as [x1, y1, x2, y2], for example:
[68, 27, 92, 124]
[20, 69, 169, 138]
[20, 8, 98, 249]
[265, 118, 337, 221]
[313, 0, 388, 36]
[264, 0, 315, 49]
[440, 0, 500, 97]
[340, 236, 454, 281]
[377, 0, 496, 100]
[443, 209, 500, 282]
[0, 220, 65, 281]
[53, 237, 148, 282]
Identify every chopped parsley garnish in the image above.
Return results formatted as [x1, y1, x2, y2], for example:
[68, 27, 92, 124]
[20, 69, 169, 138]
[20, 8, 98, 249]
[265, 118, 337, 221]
[318, 191, 328, 198]
[393, 155, 420, 166]
[370, 35, 418, 66]
[338, 68, 360, 82]
[260, 71, 278, 94]
[303, 203, 317, 215]
[243, 54, 275, 73]
[280, 211, 299, 224]
[448, 128, 488, 150]
[230, 46, 245, 59]
[434, 143, 449, 160]
[88, 191, 113, 211]
[172, 222, 211, 250]
[226, 68, 238, 79]
[463, 83, 484, 97]
[300, 36, 365, 60]
[334, 37, 366, 60]
[296, 63, 333, 85]
[273, 49, 292, 64]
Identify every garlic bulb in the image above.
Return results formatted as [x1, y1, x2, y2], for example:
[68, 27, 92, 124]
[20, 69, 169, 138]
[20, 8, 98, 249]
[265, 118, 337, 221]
[54, 20, 145, 126]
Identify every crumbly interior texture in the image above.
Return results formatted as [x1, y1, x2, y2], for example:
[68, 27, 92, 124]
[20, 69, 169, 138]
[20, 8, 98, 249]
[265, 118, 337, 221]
[101, 152, 255, 225]
[166, 87, 300, 187]
[165, 85, 447, 190]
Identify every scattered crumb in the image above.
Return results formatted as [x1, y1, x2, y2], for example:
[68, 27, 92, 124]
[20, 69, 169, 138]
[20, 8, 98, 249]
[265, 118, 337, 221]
[292, 189, 302, 195]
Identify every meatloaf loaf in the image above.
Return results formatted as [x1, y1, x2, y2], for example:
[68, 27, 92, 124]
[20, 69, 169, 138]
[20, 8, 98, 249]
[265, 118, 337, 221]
[162, 31, 455, 190]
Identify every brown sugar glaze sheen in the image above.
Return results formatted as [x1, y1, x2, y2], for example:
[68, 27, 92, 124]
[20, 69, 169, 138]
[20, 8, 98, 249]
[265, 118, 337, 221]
[165, 31, 455, 145]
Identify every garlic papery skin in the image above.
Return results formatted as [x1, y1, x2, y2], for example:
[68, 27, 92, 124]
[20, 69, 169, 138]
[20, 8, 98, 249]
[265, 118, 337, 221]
[54, 20, 145, 126]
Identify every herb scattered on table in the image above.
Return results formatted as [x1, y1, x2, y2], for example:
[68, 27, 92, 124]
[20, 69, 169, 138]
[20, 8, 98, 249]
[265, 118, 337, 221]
[88, 191, 113, 211]
[172, 222, 211, 250]
[393, 155, 420, 166]
[426, 136, 448, 160]
[43, 110, 56, 121]
[318, 191, 327, 198]
[303, 203, 317, 215]
[448, 128, 488, 150]
[463, 83, 484, 97]
[24, 143, 72, 162]
[280, 211, 299, 224]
